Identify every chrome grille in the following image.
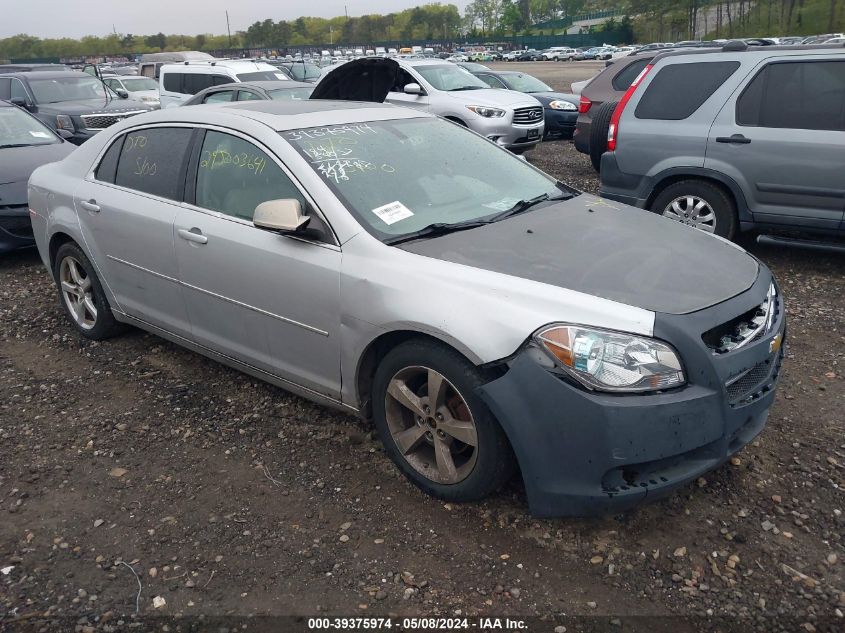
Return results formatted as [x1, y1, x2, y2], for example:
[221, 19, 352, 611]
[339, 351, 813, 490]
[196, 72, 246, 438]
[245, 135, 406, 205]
[703, 284, 779, 355]
[513, 106, 543, 125]
[81, 110, 146, 130]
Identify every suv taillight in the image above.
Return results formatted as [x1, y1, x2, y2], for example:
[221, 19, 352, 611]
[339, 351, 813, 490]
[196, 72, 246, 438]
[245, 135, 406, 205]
[607, 63, 653, 152]
[578, 95, 592, 113]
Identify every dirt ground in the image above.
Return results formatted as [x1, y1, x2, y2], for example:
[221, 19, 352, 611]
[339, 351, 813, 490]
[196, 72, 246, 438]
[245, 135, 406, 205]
[1, 61, 844, 633]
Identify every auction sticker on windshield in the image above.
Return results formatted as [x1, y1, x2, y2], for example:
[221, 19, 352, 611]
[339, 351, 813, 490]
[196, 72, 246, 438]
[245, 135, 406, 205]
[372, 201, 413, 225]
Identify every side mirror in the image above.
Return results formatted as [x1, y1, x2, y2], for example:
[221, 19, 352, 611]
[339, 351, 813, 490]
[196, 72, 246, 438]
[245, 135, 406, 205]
[253, 199, 310, 234]
[403, 82, 423, 95]
[116, 89, 129, 99]
[56, 128, 73, 140]
[10, 97, 30, 109]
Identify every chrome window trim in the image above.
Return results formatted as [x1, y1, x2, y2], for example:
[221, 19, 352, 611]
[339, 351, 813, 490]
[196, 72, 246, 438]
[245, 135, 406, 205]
[85, 121, 341, 247]
[106, 254, 330, 336]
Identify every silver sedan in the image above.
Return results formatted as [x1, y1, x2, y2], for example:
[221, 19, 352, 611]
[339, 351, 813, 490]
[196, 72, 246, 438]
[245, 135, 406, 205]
[28, 101, 784, 516]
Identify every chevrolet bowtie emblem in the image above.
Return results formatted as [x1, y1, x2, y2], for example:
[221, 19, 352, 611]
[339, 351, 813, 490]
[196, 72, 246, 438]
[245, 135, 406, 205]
[769, 333, 782, 354]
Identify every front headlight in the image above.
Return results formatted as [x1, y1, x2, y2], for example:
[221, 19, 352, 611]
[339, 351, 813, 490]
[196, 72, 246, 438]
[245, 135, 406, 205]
[466, 105, 506, 118]
[548, 100, 577, 111]
[534, 325, 685, 392]
[56, 114, 74, 131]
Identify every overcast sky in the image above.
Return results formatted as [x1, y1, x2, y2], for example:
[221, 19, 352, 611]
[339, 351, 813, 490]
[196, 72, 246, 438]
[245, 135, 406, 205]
[3, 0, 472, 39]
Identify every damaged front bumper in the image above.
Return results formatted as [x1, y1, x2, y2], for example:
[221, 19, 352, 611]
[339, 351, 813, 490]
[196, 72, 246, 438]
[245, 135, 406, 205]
[477, 270, 786, 517]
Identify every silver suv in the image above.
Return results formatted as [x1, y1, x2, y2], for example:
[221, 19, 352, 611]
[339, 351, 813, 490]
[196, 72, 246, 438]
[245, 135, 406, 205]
[599, 42, 845, 241]
[320, 58, 545, 153]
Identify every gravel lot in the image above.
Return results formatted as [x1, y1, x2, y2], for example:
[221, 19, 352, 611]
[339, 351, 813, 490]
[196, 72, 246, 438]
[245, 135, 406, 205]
[1, 61, 844, 632]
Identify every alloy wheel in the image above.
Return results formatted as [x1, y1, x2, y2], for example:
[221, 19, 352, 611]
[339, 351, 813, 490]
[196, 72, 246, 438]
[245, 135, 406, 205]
[59, 256, 97, 330]
[662, 195, 717, 233]
[384, 366, 478, 485]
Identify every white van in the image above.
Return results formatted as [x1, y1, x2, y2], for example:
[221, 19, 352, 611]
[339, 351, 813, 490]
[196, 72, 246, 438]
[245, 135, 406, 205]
[139, 51, 214, 79]
[158, 60, 288, 108]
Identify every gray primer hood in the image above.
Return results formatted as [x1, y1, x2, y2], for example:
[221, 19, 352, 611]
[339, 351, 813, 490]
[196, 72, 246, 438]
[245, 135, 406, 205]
[400, 196, 759, 315]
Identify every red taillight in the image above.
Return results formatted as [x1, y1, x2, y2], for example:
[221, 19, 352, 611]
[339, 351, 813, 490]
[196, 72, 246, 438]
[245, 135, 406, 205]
[607, 63, 653, 152]
[578, 95, 592, 114]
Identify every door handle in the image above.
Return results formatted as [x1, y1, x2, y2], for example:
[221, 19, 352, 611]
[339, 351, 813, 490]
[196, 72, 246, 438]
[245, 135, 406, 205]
[716, 134, 751, 144]
[80, 199, 100, 213]
[177, 228, 208, 244]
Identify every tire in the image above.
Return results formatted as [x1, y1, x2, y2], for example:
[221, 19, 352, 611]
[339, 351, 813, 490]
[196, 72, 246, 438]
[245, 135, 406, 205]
[53, 242, 126, 340]
[649, 180, 738, 240]
[372, 339, 515, 502]
[589, 100, 617, 172]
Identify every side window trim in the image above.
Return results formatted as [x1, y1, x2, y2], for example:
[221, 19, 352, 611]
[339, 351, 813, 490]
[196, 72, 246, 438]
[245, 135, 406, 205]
[183, 128, 206, 205]
[184, 125, 339, 246]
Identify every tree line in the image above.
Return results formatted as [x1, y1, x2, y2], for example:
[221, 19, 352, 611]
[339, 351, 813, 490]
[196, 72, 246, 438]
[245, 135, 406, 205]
[1, 0, 843, 60]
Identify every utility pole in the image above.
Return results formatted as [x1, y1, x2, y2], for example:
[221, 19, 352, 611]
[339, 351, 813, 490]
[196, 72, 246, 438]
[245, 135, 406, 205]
[226, 10, 232, 48]
[330, 25, 334, 45]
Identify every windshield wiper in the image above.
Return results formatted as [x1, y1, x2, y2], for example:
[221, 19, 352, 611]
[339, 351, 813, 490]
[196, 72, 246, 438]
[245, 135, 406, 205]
[488, 184, 576, 222]
[0, 143, 34, 149]
[383, 219, 490, 245]
[448, 86, 485, 91]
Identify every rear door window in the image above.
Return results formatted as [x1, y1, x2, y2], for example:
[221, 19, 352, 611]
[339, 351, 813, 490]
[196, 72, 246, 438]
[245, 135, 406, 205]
[635, 61, 740, 120]
[0, 78, 11, 100]
[204, 90, 235, 103]
[183, 74, 214, 94]
[95, 135, 124, 183]
[611, 58, 651, 91]
[736, 60, 845, 131]
[114, 127, 194, 200]
[236, 90, 263, 101]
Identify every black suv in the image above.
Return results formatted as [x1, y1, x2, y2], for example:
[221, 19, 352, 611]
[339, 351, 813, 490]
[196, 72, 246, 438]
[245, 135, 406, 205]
[0, 72, 151, 145]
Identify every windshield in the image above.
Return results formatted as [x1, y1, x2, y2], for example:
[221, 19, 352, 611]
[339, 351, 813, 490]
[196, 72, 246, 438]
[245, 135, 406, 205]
[28, 75, 109, 103]
[502, 73, 552, 93]
[0, 106, 58, 147]
[292, 64, 322, 80]
[269, 87, 314, 100]
[236, 71, 289, 82]
[415, 65, 488, 91]
[283, 118, 563, 242]
[121, 77, 158, 92]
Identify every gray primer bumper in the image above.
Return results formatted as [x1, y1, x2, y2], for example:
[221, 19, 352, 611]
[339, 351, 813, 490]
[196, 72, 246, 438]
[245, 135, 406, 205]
[477, 269, 785, 517]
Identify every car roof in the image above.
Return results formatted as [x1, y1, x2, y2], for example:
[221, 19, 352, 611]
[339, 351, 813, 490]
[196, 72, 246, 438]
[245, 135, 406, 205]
[122, 99, 430, 132]
[159, 60, 279, 71]
[5, 71, 89, 80]
[207, 80, 313, 90]
[401, 59, 453, 67]
[652, 40, 845, 63]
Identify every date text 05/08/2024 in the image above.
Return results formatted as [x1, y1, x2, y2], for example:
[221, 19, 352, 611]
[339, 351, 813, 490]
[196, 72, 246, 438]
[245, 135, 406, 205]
[307, 617, 529, 630]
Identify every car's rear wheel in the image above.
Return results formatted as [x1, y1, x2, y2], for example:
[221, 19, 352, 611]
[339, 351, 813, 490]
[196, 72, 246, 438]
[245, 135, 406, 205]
[649, 180, 738, 240]
[589, 100, 617, 172]
[372, 339, 515, 502]
[53, 242, 125, 339]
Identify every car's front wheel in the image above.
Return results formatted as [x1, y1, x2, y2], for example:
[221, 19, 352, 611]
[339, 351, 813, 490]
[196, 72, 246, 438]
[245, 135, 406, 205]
[53, 242, 126, 339]
[649, 180, 738, 240]
[372, 339, 515, 502]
